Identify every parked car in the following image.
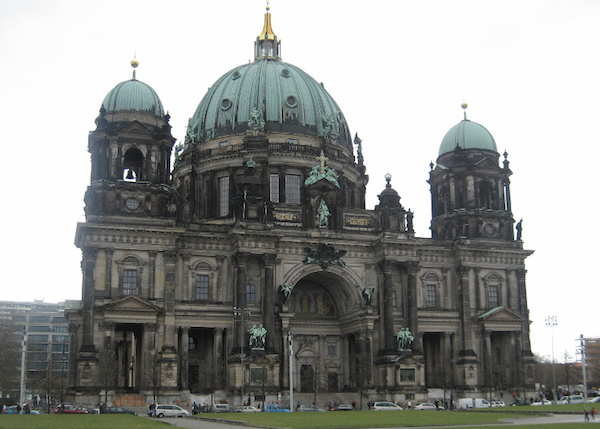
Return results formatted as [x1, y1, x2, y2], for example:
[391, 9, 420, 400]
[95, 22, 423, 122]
[457, 398, 491, 409]
[102, 406, 137, 415]
[264, 404, 291, 412]
[241, 405, 261, 413]
[589, 397, 600, 403]
[152, 404, 189, 418]
[54, 405, 89, 414]
[371, 401, 403, 411]
[4, 405, 40, 414]
[558, 395, 585, 404]
[298, 404, 326, 412]
[334, 404, 354, 411]
[415, 402, 443, 410]
[491, 400, 506, 407]
[212, 403, 235, 413]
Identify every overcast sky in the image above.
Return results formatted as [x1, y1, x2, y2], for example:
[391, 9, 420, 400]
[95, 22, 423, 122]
[1, 0, 598, 364]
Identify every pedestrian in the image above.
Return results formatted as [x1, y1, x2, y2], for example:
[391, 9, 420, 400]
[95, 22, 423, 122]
[584, 405, 590, 422]
[351, 400, 356, 409]
[592, 407, 596, 420]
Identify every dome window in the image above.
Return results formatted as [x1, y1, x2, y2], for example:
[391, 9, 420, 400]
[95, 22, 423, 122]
[221, 99, 232, 111]
[286, 95, 297, 108]
[231, 71, 241, 80]
[281, 69, 290, 78]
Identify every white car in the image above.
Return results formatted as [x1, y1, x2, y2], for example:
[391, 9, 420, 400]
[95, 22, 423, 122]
[241, 405, 261, 413]
[415, 402, 443, 410]
[372, 401, 403, 411]
[491, 400, 506, 407]
[152, 404, 189, 418]
[558, 395, 585, 404]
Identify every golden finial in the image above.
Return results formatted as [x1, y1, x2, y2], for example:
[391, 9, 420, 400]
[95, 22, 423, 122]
[461, 101, 468, 120]
[266, 0, 270, 11]
[131, 55, 139, 79]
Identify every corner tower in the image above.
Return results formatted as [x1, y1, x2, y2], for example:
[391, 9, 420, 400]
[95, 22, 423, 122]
[85, 60, 176, 221]
[428, 104, 514, 240]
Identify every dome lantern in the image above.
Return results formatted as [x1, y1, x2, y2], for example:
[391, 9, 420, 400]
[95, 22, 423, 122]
[255, 3, 281, 60]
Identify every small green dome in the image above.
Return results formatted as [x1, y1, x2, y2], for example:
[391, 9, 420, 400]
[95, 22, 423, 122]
[101, 78, 164, 116]
[439, 119, 497, 156]
[188, 58, 352, 150]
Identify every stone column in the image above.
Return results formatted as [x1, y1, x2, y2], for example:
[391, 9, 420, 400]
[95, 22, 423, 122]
[214, 328, 224, 389]
[233, 252, 248, 348]
[142, 323, 159, 389]
[105, 248, 114, 298]
[163, 251, 177, 351]
[181, 254, 190, 301]
[148, 251, 157, 299]
[67, 323, 79, 388]
[262, 254, 276, 350]
[366, 329, 374, 385]
[81, 247, 97, 353]
[179, 327, 190, 390]
[380, 261, 396, 351]
[405, 262, 420, 354]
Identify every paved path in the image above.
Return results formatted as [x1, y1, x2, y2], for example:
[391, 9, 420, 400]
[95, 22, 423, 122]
[155, 413, 600, 429]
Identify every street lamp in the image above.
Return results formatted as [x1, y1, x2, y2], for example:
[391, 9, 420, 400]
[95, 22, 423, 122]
[60, 340, 67, 405]
[233, 307, 251, 408]
[545, 316, 557, 400]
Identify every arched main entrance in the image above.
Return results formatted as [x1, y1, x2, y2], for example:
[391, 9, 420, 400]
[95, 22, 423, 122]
[285, 270, 372, 393]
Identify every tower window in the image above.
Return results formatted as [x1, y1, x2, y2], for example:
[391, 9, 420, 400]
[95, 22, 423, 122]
[123, 147, 144, 181]
[488, 285, 500, 308]
[426, 284, 437, 308]
[194, 274, 209, 300]
[479, 181, 493, 209]
[270, 173, 280, 202]
[285, 174, 301, 204]
[246, 284, 255, 302]
[123, 269, 137, 295]
[218, 176, 230, 216]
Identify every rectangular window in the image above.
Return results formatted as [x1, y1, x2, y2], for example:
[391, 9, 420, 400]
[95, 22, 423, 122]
[218, 176, 230, 216]
[52, 317, 68, 324]
[52, 326, 69, 332]
[53, 335, 70, 343]
[123, 269, 137, 295]
[400, 368, 415, 382]
[245, 284, 255, 302]
[250, 368, 267, 383]
[13, 315, 26, 322]
[27, 335, 48, 342]
[270, 173, 280, 203]
[29, 316, 50, 323]
[27, 343, 48, 351]
[285, 174, 301, 204]
[194, 274, 209, 300]
[51, 361, 68, 371]
[52, 343, 69, 352]
[188, 336, 196, 351]
[426, 285, 437, 308]
[488, 285, 499, 308]
[29, 361, 48, 370]
[29, 325, 50, 332]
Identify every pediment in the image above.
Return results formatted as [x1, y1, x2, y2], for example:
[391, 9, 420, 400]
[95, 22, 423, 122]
[474, 156, 498, 169]
[100, 295, 162, 314]
[477, 306, 525, 323]
[119, 121, 152, 135]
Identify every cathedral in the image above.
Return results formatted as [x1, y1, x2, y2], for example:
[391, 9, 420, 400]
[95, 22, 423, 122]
[68, 6, 534, 407]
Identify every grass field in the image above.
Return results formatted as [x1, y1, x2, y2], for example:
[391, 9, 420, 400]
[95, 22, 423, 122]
[0, 407, 594, 429]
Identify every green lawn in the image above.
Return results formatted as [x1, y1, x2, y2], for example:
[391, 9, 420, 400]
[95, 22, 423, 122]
[0, 409, 594, 429]
[0, 414, 170, 429]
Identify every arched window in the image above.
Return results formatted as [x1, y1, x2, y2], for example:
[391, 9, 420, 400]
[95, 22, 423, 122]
[116, 255, 144, 296]
[123, 147, 144, 181]
[190, 261, 215, 301]
[421, 272, 441, 308]
[479, 181, 493, 209]
[483, 273, 503, 308]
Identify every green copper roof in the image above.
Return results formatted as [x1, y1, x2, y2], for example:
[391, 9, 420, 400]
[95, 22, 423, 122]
[439, 119, 497, 156]
[188, 58, 352, 150]
[101, 78, 165, 116]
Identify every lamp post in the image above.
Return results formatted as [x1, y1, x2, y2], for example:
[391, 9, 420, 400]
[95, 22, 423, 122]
[19, 327, 26, 411]
[578, 335, 588, 401]
[233, 307, 251, 408]
[60, 340, 67, 405]
[545, 316, 557, 400]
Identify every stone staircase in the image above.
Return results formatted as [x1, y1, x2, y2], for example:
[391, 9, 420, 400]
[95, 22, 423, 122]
[113, 394, 147, 407]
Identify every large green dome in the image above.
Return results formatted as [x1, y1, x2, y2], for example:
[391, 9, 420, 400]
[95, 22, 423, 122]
[188, 58, 351, 149]
[439, 119, 497, 156]
[101, 78, 165, 116]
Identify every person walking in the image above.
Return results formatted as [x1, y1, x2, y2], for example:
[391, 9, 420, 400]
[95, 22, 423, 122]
[591, 407, 596, 420]
[584, 405, 590, 422]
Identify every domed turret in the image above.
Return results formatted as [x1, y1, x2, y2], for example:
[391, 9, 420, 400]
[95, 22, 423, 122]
[438, 103, 497, 156]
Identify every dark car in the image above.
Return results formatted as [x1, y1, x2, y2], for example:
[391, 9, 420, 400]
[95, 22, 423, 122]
[102, 406, 137, 415]
[54, 404, 89, 414]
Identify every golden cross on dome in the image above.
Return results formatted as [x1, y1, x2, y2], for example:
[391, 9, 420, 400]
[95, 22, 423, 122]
[316, 150, 329, 174]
